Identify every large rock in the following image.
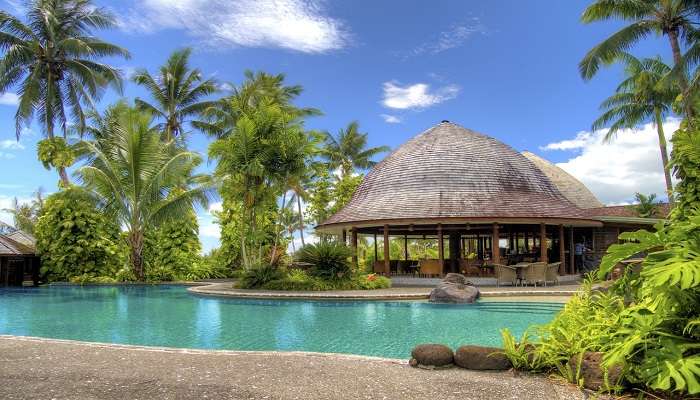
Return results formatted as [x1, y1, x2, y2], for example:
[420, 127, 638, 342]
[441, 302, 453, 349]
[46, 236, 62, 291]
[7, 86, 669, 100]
[429, 273, 479, 303]
[409, 344, 454, 369]
[454, 345, 511, 370]
[569, 352, 623, 391]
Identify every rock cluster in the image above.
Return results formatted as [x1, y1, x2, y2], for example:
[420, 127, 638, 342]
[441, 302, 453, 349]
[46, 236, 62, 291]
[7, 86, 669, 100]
[409, 344, 511, 371]
[569, 352, 623, 391]
[428, 273, 480, 303]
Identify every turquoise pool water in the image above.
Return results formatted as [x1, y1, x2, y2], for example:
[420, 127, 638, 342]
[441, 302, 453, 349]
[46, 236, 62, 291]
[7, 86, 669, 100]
[0, 285, 562, 359]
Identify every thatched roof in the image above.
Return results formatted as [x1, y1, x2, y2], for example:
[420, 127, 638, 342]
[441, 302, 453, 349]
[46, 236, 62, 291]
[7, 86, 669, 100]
[319, 121, 597, 229]
[4, 230, 36, 247]
[0, 235, 34, 256]
[584, 203, 670, 219]
[522, 151, 603, 209]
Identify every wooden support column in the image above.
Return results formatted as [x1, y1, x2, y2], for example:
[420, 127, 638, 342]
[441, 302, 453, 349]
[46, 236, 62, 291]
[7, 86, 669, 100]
[351, 228, 358, 270]
[342, 229, 347, 245]
[437, 224, 444, 275]
[558, 225, 565, 275]
[373, 232, 378, 261]
[404, 235, 409, 261]
[524, 231, 529, 252]
[491, 223, 500, 265]
[383, 224, 390, 275]
[540, 223, 548, 263]
[569, 227, 575, 275]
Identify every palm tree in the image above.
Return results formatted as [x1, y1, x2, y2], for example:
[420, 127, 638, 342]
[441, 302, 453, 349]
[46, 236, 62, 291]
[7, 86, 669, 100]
[3, 188, 44, 234]
[0, 0, 129, 184]
[632, 192, 660, 217]
[77, 105, 211, 280]
[132, 48, 218, 142]
[322, 121, 390, 178]
[580, 0, 697, 83]
[592, 54, 677, 201]
[279, 198, 301, 253]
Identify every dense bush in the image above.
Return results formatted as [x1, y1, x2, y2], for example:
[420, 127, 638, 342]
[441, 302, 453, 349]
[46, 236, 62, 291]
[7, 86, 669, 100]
[144, 213, 203, 280]
[247, 269, 391, 291]
[296, 241, 353, 279]
[237, 263, 285, 289]
[35, 188, 125, 282]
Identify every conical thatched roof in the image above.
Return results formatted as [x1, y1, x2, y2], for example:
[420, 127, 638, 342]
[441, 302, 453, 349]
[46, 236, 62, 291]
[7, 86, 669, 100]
[319, 121, 593, 228]
[522, 151, 603, 209]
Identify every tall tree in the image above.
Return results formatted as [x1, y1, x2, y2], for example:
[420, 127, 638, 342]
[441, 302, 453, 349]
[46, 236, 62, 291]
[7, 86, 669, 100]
[321, 121, 389, 178]
[132, 48, 217, 142]
[579, 0, 698, 86]
[77, 105, 211, 280]
[3, 188, 44, 234]
[592, 54, 677, 201]
[0, 0, 129, 184]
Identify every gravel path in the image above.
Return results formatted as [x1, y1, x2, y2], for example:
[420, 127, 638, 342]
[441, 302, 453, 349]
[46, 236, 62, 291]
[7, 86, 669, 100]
[0, 336, 585, 400]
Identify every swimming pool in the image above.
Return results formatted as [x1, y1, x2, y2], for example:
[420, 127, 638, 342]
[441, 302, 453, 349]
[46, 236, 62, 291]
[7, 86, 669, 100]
[0, 285, 562, 359]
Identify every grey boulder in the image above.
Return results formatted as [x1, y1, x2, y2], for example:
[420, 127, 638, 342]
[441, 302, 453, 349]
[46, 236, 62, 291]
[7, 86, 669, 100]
[429, 273, 479, 303]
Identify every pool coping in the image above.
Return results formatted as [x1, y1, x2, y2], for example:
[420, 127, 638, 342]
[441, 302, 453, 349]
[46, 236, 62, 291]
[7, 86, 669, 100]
[187, 282, 578, 301]
[0, 334, 407, 363]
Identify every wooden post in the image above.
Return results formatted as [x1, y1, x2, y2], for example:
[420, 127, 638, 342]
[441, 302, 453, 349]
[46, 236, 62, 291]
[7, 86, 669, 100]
[342, 229, 347, 245]
[437, 224, 444, 275]
[569, 227, 575, 275]
[383, 224, 390, 275]
[540, 223, 548, 263]
[373, 232, 378, 261]
[351, 228, 358, 270]
[524, 231, 529, 252]
[492, 223, 500, 265]
[558, 225, 565, 275]
[404, 235, 409, 261]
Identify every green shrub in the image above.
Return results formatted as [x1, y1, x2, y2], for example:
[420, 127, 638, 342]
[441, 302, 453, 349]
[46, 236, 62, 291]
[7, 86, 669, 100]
[35, 188, 125, 282]
[237, 264, 284, 289]
[68, 274, 118, 284]
[296, 241, 353, 279]
[260, 270, 390, 291]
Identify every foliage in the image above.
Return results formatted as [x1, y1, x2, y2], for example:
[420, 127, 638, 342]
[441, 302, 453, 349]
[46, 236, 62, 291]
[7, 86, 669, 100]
[321, 121, 389, 178]
[631, 192, 660, 218]
[2, 188, 44, 234]
[37, 138, 76, 171]
[0, 0, 129, 184]
[503, 211, 700, 395]
[132, 48, 218, 141]
[259, 269, 391, 291]
[296, 241, 353, 279]
[77, 104, 211, 280]
[329, 174, 363, 216]
[35, 187, 125, 282]
[670, 120, 700, 219]
[237, 263, 285, 289]
[144, 212, 202, 280]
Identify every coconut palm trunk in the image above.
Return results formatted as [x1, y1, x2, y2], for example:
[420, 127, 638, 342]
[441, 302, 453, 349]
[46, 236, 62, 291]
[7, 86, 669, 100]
[128, 230, 145, 281]
[297, 193, 305, 246]
[655, 107, 674, 203]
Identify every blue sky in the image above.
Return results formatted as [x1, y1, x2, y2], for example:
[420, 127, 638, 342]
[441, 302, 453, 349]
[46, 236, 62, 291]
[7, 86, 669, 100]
[0, 0, 677, 251]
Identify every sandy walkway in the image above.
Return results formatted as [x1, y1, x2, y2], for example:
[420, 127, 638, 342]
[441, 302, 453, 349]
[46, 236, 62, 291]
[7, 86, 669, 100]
[0, 336, 584, 400]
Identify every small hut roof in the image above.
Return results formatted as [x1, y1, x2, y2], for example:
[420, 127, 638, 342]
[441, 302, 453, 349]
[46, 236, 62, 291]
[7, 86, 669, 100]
[319, 122, 594, 228]
[521, 151, 603, 209]
[0, 235, 34, 256]
[4, 230, 36, 247]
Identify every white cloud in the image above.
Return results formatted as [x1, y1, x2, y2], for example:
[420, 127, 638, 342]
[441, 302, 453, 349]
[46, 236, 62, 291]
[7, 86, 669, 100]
[121, 0, 349, 53]
[542, 119, 681, 204]
[382, 81, 460, 110]
[380, 114, 402, 124]
[0, 92, 19, 106]
[407, 19, 487, 57]
[0, 139, 24, 150]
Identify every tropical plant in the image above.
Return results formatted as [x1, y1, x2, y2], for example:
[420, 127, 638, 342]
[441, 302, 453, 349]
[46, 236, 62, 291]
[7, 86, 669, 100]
[592, 55, 677, 200]
[280, 198, 301, 252]
[0, 0, 129, 184]
[670, 119, 700, 219]
[296, 241, 353, 279]
[631, 192, 660, 217]
[321, 121, 389, 178]
[2, 188, 44, 234]
[76, 105, 211, 280]
[132, 48, 217, 142]
[34, 187, 124, 281]
[144, 211, 202, 280]
[579, 0, 697, 86]
[237, 263, 285, 289]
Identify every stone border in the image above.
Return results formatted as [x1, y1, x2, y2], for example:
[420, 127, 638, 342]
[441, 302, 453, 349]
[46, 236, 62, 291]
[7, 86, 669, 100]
[188, 282, 578, 301]
[0, 334, 406, 363]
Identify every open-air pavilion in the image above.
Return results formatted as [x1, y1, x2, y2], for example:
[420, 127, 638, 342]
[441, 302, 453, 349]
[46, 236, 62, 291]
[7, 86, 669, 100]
[316, 121, 660, 279]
